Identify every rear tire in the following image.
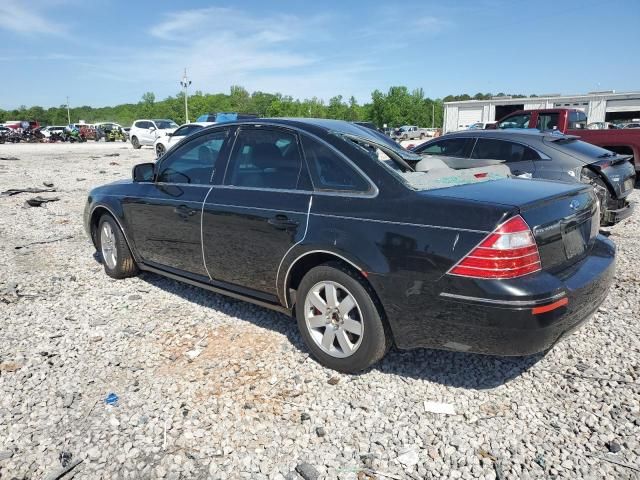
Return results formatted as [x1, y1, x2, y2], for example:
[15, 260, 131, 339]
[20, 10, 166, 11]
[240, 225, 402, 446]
[295, 262, 390, 373]
[97, 215, 139, 279]
[131, 136, 141, 149]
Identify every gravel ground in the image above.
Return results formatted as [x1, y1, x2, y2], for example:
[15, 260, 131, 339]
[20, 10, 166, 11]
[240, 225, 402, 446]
[1, 142, 639, 480]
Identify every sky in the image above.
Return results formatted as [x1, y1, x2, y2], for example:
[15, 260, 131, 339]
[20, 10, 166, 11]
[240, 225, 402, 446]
[1, 0, 639, 109]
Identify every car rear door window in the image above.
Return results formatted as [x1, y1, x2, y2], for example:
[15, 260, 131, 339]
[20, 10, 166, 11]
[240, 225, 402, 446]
[225, 128, 304, 190]
[415, 137, 472, 157]
[471, 138, 539, 162]
[537, 113, 559, 131]
[156, 130, 228, 184]
[301, 135, 371, 193]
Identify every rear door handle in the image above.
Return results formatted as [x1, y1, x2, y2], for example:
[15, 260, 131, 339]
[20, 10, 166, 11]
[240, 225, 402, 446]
[268, 214, 298, 230]
[174, 204, 196, 220]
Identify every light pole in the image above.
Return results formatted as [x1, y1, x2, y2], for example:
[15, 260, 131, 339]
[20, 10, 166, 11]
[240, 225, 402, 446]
[66, 96, 71, 124]
[180, 68, 192, 123]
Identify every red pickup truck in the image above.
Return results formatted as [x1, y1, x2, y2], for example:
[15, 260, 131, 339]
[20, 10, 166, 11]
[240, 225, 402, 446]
[491, 108, 640, 172]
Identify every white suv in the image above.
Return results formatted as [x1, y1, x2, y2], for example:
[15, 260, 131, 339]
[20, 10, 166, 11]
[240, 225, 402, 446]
[153, 122, 215, 158]
[129, 119, 178, 149]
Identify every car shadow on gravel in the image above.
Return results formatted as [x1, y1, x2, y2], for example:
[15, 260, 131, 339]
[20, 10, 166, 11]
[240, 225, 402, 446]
[139, 271, 543, 390]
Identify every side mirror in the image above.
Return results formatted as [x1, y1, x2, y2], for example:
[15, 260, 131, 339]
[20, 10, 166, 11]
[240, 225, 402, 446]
[149, 126, 156, 132]
[132, 163, 155, 182]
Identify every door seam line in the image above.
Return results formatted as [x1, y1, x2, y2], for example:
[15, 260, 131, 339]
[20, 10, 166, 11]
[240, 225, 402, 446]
[201, 186, 214, 281]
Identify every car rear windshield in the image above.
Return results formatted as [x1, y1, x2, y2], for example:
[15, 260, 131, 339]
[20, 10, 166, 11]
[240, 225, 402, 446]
[548, 137, 616, 158]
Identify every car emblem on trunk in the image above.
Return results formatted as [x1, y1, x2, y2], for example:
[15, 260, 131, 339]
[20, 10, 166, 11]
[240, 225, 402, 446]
[569, 200, 581, 211]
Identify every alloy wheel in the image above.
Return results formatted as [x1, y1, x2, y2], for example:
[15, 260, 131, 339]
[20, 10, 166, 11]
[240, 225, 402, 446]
[100, 222, 118, 269]
[156, 144, 166, 158]
[304, 281, 364, 358]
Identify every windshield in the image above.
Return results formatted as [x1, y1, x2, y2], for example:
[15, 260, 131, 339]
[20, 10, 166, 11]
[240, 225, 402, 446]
[155, 120, 178, 129]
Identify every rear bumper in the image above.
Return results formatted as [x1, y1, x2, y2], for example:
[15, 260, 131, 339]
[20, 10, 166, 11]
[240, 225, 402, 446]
[604, 198, 634, 224]
[390, 235, 616, 355]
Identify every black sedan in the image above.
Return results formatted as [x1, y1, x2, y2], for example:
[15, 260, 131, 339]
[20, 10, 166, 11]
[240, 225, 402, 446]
[412, 130, 636, 225]
[84, 119, 615, 372]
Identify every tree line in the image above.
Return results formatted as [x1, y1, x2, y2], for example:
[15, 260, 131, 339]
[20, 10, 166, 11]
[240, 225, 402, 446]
[0, 86, 534, 128]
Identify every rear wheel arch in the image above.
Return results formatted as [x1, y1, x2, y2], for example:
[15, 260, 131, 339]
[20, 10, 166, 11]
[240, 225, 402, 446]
[284, 251, 389, 331]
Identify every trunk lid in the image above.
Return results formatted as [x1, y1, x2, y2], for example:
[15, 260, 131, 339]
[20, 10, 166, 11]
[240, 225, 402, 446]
[425, 178, 600, 271]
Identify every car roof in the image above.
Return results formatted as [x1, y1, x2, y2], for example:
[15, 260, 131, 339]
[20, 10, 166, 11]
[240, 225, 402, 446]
[443, 128, 574, 142]
[203, 117, 422, 162]
[182, 122, 216, 127]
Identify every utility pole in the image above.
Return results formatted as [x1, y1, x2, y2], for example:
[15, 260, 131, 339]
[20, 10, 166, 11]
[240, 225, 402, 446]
[180, 68, 192, 123]
[431, 103, 435, 128]
[66, 96, 71, 124]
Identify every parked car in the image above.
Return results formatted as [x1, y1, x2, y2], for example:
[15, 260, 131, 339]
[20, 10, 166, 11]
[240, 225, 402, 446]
[587, 122, 622, 130]
[84, 118, 615, 372]
[412, 130, 636, 225]
[393, 125, 430, 140]
[0, 126, 10, 143]
[623, 122, 640, 129]
[196, 112, 258, 123]
[153, 122, 215, 158]
[39, 126, 67, 139]
[95, 122, 127, 142]
[467, 122, 493, 130]
[491, 108, 640, 172]
[129, 119, 178, 149]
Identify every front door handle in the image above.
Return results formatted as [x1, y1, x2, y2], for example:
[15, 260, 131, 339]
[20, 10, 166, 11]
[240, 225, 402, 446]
[174, 204, 196, 220]
[268, 214, 298, 230]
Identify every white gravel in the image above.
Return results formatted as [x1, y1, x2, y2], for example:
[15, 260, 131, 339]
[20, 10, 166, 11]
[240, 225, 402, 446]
[1, 142, 639, 479]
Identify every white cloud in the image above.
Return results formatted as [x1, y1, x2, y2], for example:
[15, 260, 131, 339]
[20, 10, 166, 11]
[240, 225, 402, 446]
[0, 4, 66, 36]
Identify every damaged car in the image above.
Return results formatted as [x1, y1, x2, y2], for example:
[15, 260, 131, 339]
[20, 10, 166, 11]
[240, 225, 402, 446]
[84, 119, 615, 372]
[413, 130, 636, 225]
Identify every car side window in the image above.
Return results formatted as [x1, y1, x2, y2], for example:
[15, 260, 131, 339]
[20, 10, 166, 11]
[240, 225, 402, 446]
[225, 128, 303, 190]
[301, 135, 371, 193]
[537, 113, 559, 131]
[498, 114, 530, 129]
[156, 130, 228, 184]
[568, 111, 587, 129]
[415, 138, 471, 157]
[470, 139, 539, 162]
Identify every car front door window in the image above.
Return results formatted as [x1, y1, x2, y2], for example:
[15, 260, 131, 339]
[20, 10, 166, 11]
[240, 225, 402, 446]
[415, 138, 472, 157]
[157, 131, 227, 185]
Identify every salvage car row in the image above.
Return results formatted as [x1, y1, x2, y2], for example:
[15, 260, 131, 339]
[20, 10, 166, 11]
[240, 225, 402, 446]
[84, 118, 632, 372]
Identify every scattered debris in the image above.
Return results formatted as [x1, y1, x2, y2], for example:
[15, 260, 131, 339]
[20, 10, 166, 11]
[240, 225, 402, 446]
[76, 178, 86, 182]
[396, 447, 420, 467]
[15, 235, 73, 250]
[25, 196, 60, 207]
[43, 181, 54, 187]
[327, 376, 340, 385]
[0, 156, 19, 161]
[295, 462, 320, 480]
[424, 400, 456, 415]
[42, 458, 83, 480]
[478, 449, 498, 462]
[534, 453, 546, 468]
[300, 412, 311, 422]
[0, 362, 22, 372]
[606, 441, 622, 453]
[58, 451, 72, 468]
[104, 393, 119, 406]
[109, 161, 120, 166]
[185, 348, 203, 362]
[587, 453, 640, 473]
[105, 153, 120, 157]
[315, 427, 326, 437]
[2, 187, 56, 196]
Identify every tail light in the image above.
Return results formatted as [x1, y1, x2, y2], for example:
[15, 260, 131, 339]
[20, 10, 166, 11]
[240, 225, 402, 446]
[449, 215, 541, 279]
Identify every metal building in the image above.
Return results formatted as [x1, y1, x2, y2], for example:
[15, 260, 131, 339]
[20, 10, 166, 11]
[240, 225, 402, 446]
[443, 90, 640, 133]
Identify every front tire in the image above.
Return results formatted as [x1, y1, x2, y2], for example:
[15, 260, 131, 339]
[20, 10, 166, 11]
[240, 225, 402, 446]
[97, 215, 139, 279]
[296, 263, 390, 373]
[156, 143, 166, 158]
[131, 136, 141, 149]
